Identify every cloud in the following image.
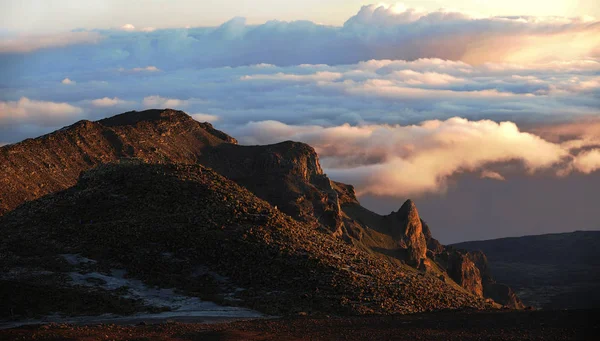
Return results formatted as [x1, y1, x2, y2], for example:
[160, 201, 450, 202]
[119, 66, 160, 73]
[90, 97, 130, 107]
[0, 31, 103, 53]
[61, 78, 75, 85]
[2, 4, 597, 66]
[232, 117, 600, 197]
[566, 149, 600, 174]
[480, 170, 506, 181]
[0, 97, 83, 126]
[241, 71, 343, 82]
[191, 113, 219, 122]
[120, 24, 136, 31]
[142, 95, 188, 108]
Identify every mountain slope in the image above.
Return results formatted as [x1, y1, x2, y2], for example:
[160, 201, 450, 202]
[453, 231, 600, 309]
[0, 162, 489, 318]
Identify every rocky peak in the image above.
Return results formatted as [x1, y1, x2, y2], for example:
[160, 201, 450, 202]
[98, 109, 191, 127]
[386, 199, 428, 266]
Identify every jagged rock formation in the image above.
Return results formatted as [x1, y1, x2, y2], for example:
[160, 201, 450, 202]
[386, 200, 428, 266]
[0, 162, 490, 317]
[0, 109, 523, 317]
[446, 252, 484, 297]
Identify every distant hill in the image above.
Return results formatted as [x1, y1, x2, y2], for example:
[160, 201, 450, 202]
[453, 231, 600, 309]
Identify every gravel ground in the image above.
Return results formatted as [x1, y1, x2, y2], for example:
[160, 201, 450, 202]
[1, 309, 597, 340]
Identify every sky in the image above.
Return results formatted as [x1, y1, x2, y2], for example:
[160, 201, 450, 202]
[1, 0, 599, 32]
[0, 1, 599, 243]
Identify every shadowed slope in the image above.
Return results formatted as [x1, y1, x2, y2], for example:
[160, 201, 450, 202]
[0, 162, 489, 318]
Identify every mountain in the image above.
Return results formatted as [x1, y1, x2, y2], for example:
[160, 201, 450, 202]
[453, 231, 600, 309]
[0, 109, 521, 320]
[0, 109, 235, 216]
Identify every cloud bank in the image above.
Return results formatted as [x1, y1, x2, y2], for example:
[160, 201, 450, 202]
[0, 97, 83, 127]
[0, 3, 598, 67]
[0, 32, 103, 53]
[232, 117, 600, 197]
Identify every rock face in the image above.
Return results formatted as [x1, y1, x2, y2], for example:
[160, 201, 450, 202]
[447, 252, 484, 297]
[383, 200, 427, 266]
[462, 250, 525, 309]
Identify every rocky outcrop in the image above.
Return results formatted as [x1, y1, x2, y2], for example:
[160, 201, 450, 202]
[447, 252, 484, 297]
[332, 181, 359, 206]
[200, 141, 345, 236]
[383, 200, 427, 266]
[439, 248, 524, 308]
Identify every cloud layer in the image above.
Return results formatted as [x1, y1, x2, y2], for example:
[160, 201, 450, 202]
[1, 57, 598, 143]
[0, 4, 598, 66]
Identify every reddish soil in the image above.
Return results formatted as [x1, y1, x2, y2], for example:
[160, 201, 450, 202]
[1, 310, 597, 341]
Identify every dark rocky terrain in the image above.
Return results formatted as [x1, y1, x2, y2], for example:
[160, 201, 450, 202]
[453, 231, 600, 309]
[2, 310, 597, 341]
[0, 109, 523, 323]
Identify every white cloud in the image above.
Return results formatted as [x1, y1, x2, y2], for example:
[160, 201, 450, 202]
[142, 95, 188, 108]
[0, 97, 83, 126]
[0, 32, 103, 53]
[241, 71, 343, 82]
[191, 113, 219, 122]
[90, 97, 129, 107]
[571, 149, 600, 174]
[61, 78, 75, 85]
[120, 24, 136, 31]
[120, 66, 160, 73]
